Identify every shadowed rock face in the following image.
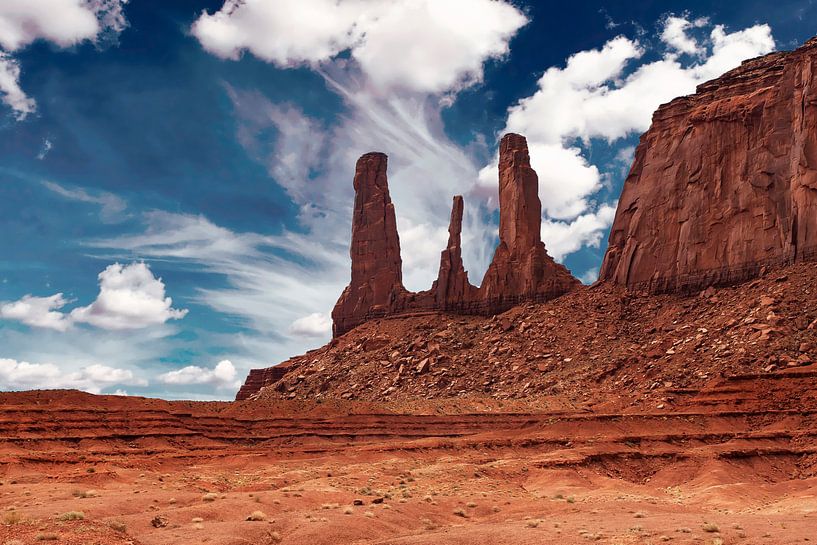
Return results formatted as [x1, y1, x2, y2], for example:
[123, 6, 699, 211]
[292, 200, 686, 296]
[331, 133, 578, 337]
[600, 37, 817, 292]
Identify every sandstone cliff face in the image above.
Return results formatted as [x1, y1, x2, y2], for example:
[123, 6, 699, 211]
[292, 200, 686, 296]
[600, 37, 817, 292]
[332, 133, 578, 337]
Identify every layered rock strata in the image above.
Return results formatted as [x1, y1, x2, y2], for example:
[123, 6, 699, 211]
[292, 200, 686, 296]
[332, 133, 578, 337]
[600, 37, 817, 292]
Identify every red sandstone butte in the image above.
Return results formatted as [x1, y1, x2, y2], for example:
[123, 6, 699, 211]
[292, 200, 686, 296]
[331, 133, 578, 337]
[600, 37, 817, 292]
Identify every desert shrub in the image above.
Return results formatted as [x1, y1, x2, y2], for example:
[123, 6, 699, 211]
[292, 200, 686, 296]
[2, 511, 22, 525]
[58, 511, 85, 521]
[246, 511, 267, 521]
[108, 520, 127, 532]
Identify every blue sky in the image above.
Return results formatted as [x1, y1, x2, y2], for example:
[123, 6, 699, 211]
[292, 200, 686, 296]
[0, 0, 814, 399]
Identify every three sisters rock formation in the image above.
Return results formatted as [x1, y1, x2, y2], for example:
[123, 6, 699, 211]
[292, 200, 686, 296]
[236, 36, 817, 400]
[331, 133, 578, 337]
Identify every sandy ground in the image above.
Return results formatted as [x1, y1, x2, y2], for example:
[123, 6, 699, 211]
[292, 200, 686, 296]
[1, 386, 816, 545]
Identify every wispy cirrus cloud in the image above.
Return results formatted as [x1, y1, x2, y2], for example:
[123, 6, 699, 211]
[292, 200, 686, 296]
[43, 180, 128, 223]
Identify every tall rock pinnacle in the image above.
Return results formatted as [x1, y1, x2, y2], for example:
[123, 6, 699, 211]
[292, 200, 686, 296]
[434, 196, 475, 309]
[481, 133, 578, 301]
[332, 152, 406, 337]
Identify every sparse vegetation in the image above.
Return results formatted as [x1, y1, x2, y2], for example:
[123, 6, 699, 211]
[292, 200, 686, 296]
[35, 534, 59, 541]
[108, 520, 127, 533]
[702, 522, 720, 533]
[72, 489, 98, 499]
[2, 510, 22, 525]
[247, 510, 267, 521]
[202, 492, 219, 502]
[58, 511, 85, 521]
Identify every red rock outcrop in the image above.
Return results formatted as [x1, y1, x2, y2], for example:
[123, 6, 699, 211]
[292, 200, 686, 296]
[481, 134, 577, 303]
[235, 364, 292, 401]
[331, 133, 578, 337]
[432, 196, 477, 310]
[332, 152, 409, 336]
[600, 37, 817, 292]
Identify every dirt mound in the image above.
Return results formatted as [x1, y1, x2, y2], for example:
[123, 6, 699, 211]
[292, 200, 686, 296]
[245, 261, 817, 408]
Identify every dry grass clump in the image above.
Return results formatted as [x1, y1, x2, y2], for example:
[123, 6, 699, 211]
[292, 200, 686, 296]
[246, 511, 267, 521]
[702, 522, 720, 533]
[2, 510, 22, 525]
[202, 492, 219, 502]
[321, 503, 340, 510]
[35, 534, 59, 542]
[72, 489, 98, 499]
[453, 507, 467, 518]
[108, 520, 127, 533]
[466, 502, 477, 508]
[363, 511, 374, 518]
[58, 511, 85, 521]
[420, 517, 437, 530]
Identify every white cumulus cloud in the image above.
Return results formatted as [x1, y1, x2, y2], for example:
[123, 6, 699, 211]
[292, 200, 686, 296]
[192, 0, 526, 94]
[0, 358, 146, 394]
[1, 262, 187, 332]
[661, 15, 708, 56]
[0, 0, 129, 119]
[0, 52, 34, 119]
[0, 293, 72, 331]
[70, 262, 188, 330]
[289, 312, 331, 338]
[156, 359, 240, 390]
